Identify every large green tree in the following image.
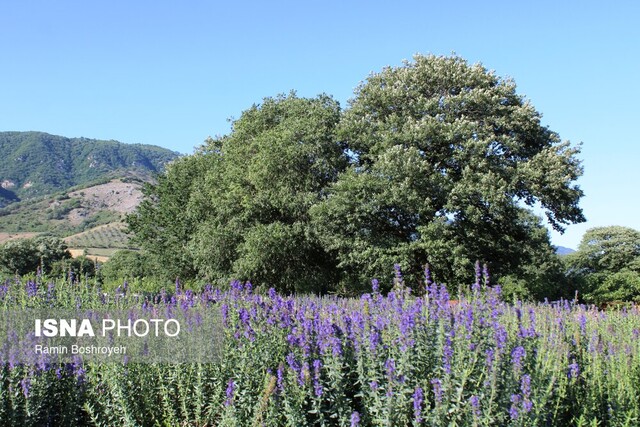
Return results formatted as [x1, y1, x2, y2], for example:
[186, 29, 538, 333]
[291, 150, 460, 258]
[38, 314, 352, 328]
[130, 56, 585, 296]
[312, 54, 584, 289]
[128, 93, 347, 292]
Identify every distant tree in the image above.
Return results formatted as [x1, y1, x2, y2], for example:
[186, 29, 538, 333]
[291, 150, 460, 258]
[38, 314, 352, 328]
[312, 54, 584, 289]
[99, 250, 156, 282]
[0, 235, 70, 275]
[565, 226, 640, 303]
[50, 255, 97, 280]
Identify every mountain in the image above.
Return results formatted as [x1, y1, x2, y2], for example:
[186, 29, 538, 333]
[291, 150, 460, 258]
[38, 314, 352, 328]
[555, 246, 576, 256]
[0, 131, 180, 206]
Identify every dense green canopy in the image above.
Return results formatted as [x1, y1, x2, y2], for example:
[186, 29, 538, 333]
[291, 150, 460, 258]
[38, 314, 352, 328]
[128, 55, 585, 295]
[565, 226, 640, 303]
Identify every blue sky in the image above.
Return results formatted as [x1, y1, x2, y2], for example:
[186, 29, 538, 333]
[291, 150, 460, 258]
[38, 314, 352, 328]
[1, 0, 638, 249]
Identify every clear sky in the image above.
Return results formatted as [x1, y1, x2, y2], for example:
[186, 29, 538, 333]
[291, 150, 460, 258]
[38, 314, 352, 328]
[1, 0, 638, 249]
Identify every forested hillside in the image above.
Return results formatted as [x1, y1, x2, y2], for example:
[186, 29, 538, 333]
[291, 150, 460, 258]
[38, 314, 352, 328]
[0, 131, 179, 206]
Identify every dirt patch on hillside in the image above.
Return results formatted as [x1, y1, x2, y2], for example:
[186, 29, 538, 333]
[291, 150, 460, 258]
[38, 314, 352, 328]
[68, 180, 143, 214]
[67, 249, 110, 263]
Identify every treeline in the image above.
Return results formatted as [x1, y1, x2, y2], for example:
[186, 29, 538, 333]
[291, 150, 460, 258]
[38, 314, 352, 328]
[1, 225, 639, 304]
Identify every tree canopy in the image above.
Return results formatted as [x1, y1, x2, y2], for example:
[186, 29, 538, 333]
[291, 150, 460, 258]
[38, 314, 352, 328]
[565, 226, 640, 303]
[0, 235, 70, 275]
[128, 55, 585, 295]
[128, 93, 346, 292]
[312, 55, 584, 289]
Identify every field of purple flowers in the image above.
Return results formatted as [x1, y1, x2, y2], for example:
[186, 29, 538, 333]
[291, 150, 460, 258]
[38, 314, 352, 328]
[1, 268, 640, 426]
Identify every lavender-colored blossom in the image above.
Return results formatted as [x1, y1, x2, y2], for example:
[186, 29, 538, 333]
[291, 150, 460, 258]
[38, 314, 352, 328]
[225, 379, 235, 406]
[510, 394, 521, 419]
[350, 411, 361, 427]
[568, 361, 580, 379]
[511, 346, 526, 372]
[470, 395, 481, 418]
[313, 359, 323, 397]
[474, 260, 482, 290]
[286, 353, 300, 375]
[424, 263, 433, 288]
[579, 314, 587, 335]
[413, 387, 424, 423]
[221, 303, 229, 327]
[494, 323, 507, 350]
[299, 361, 309, 386]
[384, 358, 396, 380]
[26, 280, 37, 297]
[0, 280, 8, 299]
[276, 364, 285, 393]
[369, 328, 381, 352]
[239, 308, 250, 326]
[46, 282, 55, 301]
[431, 378, 443, 404]
[521, 374, 533, 413]
[394, 263, 402, 280]
[20, 377, 31, 397]
[371, 278, 380, 294]
[482, 263, 490, 286]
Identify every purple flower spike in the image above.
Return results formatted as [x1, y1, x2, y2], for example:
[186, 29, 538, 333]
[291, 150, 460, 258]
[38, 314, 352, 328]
[569, 361, 580, 379]
[350, 411, 361, 427]
[474, 260, 482, 289]
[225, 379, 235, 406]
[313, 359, 323, 397]
[431, 378, 443, 404]
[371, 278, 380, 294]
[482, 263, 490, 286]
[511, 346, 526, 373]
[424, 263, 433, 287]
[413, 387, 424, 422]
[510, 394, 520, 419]
[470, 395, 481, 418]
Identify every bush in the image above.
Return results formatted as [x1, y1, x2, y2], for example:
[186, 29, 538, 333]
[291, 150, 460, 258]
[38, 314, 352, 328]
[0, 235, 70, 275]
[584, 270, 640, 305]
[99, 250, 156, 282]
[50, 256, 98, 280]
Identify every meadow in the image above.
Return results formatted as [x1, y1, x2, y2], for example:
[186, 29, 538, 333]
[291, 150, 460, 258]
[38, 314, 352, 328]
[1, 268, 639, 427]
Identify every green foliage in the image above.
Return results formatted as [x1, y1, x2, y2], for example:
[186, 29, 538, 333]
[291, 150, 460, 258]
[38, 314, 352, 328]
[313, 54, 583, 288]
[50, 255, 98, 279]
[585, 271, 640, 305]
[565, 226, 640, 303]
[129, 56, 585, 296]
[127, 154, 211, 280]
[0, 235, 70, 275]
[99, 250, 156, 282]
[129, 93, 346, 291]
